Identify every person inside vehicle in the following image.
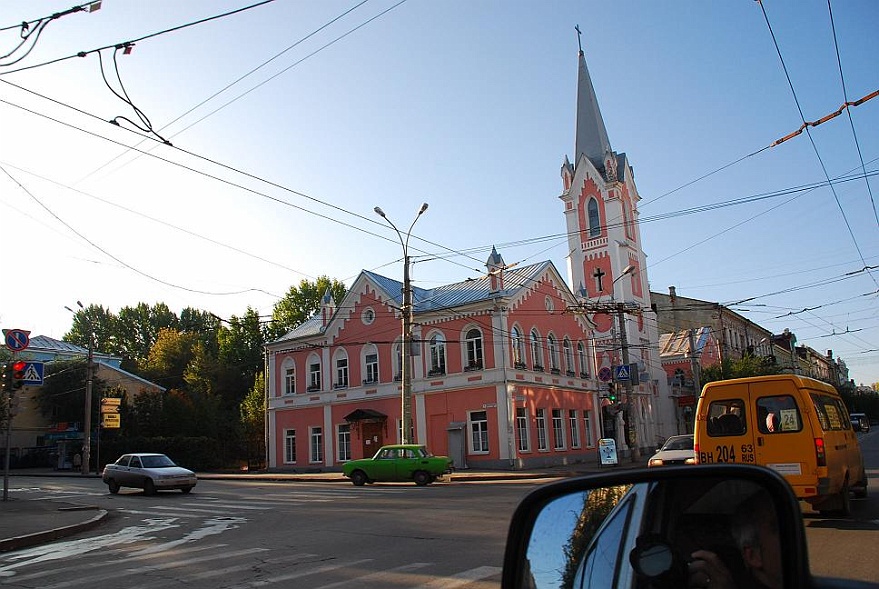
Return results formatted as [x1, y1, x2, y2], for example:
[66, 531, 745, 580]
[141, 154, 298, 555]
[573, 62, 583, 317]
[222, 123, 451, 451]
[687, 489, 782, 589]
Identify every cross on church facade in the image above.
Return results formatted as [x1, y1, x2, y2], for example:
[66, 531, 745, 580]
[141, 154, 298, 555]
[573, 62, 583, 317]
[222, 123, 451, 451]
[593, 266, 606, 293]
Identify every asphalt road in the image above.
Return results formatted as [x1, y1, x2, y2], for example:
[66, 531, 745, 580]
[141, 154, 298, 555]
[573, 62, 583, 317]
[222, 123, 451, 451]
[0, 432, 876, 587]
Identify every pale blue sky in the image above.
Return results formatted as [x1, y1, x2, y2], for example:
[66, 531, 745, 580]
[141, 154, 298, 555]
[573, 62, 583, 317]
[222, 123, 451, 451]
[1, 1, 877, 384]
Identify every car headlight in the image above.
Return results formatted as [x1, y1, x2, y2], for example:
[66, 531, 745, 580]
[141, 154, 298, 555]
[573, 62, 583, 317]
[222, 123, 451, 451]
[648, 458, 663, 467]
[684, 457, 696, 465]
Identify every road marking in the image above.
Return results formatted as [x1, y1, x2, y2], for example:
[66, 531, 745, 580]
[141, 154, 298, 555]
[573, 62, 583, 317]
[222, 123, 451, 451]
[313, 562, 432, 589]
[244, 558, 374, 586]
[180, 502, 271, 511]
[414, 565, 503, 588]
[185, 553, 319, 580]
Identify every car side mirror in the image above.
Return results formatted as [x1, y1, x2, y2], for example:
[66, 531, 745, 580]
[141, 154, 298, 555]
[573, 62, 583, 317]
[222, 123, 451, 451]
[501, 465, 811, 589]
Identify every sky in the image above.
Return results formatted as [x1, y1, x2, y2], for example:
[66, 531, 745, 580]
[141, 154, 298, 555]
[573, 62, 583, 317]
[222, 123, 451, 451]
[1, 1, 877, 385]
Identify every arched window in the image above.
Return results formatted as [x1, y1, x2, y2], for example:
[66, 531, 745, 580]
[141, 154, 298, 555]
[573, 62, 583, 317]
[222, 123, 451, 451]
[428, 332, 447, 376]
[394, 342, 403, 381]
[547, 334, 560, 373]
[307, 353, 321, 392]
[464, 328, 483, 371]
[511, 325, 525, 368]
[577, 341, 588, 377]
[530, 329, 544, 371]
[333, 349, 349, 389]
[563, 338, 574, 376]
[362, 343, 379, 384]
[587, 198, 601, 237]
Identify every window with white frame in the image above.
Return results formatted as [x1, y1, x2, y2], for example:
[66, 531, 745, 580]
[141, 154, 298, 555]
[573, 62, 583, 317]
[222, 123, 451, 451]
[552, 409, 565, 450]
[577, 341, 588, 377]
[337, 424, 351, 462]
[511, 325, 525, 368]
[284, 429, 296, 463]
[465, 328, 483, 370]
[429, 333, 446, 375]
[548, 334, 560, 373]
[364, 348, 379, 384]
[394, 342, 403, 381]
[530, 329, 544, 371]
[308, 359, 321, 391]
[563, 338, 574, 376]
[469, 410, 489, 453]
[584, 410, 595, 447]
[569, 409, 581, 448]
[588, 198, 601, 237]
[334, 352, 349, 388]
[536, 409, 548, 450]
[516, 407, 530, 452]
[310, 427, 323, 463]
[284, 365, 296, 395]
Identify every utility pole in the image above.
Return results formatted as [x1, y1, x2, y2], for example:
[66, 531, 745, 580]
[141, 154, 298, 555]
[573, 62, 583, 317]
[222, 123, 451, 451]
[374, 204, 429, 444]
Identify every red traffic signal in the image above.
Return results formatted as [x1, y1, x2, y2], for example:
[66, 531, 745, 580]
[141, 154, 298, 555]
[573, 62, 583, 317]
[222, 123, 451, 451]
[12, 360, 26, 389]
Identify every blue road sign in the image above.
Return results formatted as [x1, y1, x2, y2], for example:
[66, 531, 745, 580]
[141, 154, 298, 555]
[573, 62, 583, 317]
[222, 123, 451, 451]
[3, 329, 30, 352]
[21, 362, 44, 385]
[614, 364, 631, 381]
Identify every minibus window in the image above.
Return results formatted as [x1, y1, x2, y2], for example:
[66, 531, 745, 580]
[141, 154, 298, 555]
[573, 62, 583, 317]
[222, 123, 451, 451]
[756, 396, 802, 434]
[705, 399, 746, 436]
[809, 393, 846, 431]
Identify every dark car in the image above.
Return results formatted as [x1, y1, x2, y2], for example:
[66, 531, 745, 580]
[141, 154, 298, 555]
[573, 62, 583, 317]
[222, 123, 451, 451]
[342, 444, 453, 486]
[102, 453, 197, 495]
[850, 412, 870, 433]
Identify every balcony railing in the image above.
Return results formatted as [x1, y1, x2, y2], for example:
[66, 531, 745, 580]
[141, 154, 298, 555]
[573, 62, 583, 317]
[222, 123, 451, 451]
[532, 365, 544, 373]
[579, 371, 589, 379]
[362, 378, 378, 385]
[565, 370, 575, 377]
[463, 360, 484, 372]
[306, 384, 321, 392]
[427, 368, 446, 377]
[513, 362, 527, 370]
[550, 368, 561, 375]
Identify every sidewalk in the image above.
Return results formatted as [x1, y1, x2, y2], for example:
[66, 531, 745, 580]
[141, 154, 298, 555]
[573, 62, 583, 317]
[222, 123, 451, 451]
[0, 457, 648, 553]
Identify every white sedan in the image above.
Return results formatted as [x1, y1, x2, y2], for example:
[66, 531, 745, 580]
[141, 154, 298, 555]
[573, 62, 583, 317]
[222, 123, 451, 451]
[647, 434, 695, 467]
[102, 453, 197, 494]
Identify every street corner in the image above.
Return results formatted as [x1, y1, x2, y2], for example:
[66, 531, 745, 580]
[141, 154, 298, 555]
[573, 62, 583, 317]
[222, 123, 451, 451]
[0, 502, 109, 553]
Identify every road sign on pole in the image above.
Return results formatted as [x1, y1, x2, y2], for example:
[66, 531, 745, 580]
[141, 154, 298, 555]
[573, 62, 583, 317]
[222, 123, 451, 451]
[21, 362, 44, 385]
[3, 329, 30, 352]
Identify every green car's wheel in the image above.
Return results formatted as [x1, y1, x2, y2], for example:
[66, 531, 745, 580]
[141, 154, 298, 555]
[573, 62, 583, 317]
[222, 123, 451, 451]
[413, 470, 431, 486]
[351, 470, 368, 486]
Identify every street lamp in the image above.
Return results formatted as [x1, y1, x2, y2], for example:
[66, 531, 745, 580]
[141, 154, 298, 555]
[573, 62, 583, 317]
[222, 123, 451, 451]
[65, 301, 93, 475]
[374, 203, 429, 444]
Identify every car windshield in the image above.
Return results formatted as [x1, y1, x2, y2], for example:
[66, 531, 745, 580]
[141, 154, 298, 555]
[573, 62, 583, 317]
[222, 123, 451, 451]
[140, 455, 177, 468]
[662, 436, 694, 451]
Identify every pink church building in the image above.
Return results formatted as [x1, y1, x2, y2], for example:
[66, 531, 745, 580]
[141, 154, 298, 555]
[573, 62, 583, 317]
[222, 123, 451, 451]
[265, 252, 603, 470]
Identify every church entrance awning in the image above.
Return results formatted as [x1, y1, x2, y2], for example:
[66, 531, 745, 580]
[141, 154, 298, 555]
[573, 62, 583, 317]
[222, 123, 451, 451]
[344, 409, 387, 422]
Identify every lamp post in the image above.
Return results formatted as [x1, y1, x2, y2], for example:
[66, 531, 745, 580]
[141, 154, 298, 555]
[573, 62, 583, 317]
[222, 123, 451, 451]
[65, 301, 93, 475]
[374, 203, 429, 444]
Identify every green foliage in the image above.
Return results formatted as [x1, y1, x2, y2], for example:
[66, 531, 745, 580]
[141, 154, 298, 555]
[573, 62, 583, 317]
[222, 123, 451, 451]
[699, 355, 781, 386]
[36, 359, 105, 424]
[268, 276, 347, 340]
[240, 373, 266, 470]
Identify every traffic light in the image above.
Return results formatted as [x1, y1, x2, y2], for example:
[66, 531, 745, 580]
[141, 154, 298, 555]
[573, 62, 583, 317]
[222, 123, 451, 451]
[11, 360, 26, 390]
[1, 362, 12, 392]
[607, 389, 617, 403]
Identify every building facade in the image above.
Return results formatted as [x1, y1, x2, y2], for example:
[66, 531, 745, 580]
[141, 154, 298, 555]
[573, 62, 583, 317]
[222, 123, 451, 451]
[658, 327, 721, 434]
[265, 255, 605, 470]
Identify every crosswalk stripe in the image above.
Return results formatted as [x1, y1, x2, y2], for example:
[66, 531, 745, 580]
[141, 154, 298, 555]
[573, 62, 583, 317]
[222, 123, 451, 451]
[185, 553, 318, 580]
[244, 559, 374, 587]
[312, 562, 432, 589]
[414, 566, 503, 589]
[180, 503, 270, 511]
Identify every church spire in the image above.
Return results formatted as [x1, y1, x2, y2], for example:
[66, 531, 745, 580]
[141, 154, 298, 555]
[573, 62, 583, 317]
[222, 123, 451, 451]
[574, 31, 612, 173]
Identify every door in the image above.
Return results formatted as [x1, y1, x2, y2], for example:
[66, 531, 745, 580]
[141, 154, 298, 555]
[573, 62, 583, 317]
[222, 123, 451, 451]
[749, 380, 814, 489]
[697, 381, 754, 465]
[360, 421, 384, 458]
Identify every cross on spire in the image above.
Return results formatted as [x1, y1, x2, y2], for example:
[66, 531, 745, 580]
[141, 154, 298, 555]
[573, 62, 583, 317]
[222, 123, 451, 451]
[575, 24, 583, 53]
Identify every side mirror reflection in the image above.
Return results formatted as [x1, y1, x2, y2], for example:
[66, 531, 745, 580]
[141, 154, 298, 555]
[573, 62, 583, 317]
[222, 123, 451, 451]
[505, 467, 804, 589]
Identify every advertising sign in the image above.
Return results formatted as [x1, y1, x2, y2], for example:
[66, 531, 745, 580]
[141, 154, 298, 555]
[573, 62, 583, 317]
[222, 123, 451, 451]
[598, 438, 619, 466]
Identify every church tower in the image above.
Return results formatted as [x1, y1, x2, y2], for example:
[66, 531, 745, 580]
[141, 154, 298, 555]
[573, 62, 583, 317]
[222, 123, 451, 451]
[559, 37, 674, 450]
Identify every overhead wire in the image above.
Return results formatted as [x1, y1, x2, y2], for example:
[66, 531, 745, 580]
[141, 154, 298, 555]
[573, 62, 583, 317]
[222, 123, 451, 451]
[757, 0, 876, 289]
[826, 0, 879, 229]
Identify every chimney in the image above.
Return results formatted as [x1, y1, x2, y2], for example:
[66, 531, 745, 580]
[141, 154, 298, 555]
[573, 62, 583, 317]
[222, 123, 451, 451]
[668, 286, 677, 301]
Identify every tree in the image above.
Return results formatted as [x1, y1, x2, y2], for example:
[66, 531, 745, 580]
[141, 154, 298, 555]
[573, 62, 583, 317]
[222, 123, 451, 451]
[268, 276, 347, 340]
[240, 373, 266, 469]
[141, 328, 199, 391]
[115, 303, 179, 370]
[36, 359, 105, 425]
[216, 308, 265, 409]
[700, 355, 781, 385]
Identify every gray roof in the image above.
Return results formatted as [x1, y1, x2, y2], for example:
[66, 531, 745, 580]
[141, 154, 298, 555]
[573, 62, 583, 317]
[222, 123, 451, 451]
[272, 261, 555, 344]
[575, 49, 612, 172]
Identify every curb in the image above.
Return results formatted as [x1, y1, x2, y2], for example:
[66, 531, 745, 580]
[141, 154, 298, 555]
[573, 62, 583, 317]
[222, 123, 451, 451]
[0, 507, 109, 553]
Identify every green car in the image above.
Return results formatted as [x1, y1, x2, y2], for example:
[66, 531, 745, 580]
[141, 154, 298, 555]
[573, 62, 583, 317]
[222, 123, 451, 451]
[342, 444, 453, 486]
